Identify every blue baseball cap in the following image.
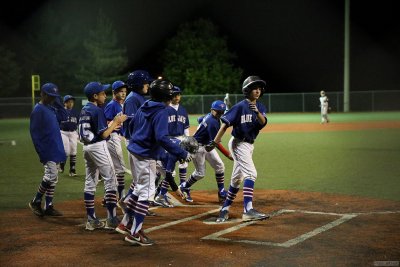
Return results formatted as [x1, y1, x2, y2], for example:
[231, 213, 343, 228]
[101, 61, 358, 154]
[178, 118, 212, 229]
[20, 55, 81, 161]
[84, 82, 110, 98]
[211, 100, 226, 111]
[172, 86, 182, 95]
[41, 83, 60, 97]
[112, 80, 127, 92]
[63, 95, 75, 103]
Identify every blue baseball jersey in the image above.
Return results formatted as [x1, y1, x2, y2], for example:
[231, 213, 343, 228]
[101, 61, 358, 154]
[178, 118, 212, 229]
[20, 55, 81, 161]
[30, 103, 67, 164]
[221, 99, 267, 143]
[60, 108, 79, 131]
[193, 113, 221, 145]
[127, 100, 187, 161]
[78, 102, 109, 145]
[104, 99, 123, 134]
[167, 104, 189, 136]
[122, 91, 146, 139]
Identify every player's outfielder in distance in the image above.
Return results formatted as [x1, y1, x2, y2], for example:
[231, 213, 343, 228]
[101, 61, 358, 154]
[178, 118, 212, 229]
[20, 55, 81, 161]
[214, 76, 270, 223]
[179, 100, 229, 203]
[104, 81, 128, 204]
[79, 81, 127, 231]
[319, 90, 330, 124]
[59, 95, 79, 176]
[28, 83, 68, 217]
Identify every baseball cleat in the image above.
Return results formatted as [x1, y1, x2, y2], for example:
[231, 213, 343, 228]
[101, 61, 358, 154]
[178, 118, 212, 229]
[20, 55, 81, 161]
[154, 194, 174, 208]
[69, 170, 77, 177]
[216, 209, 229, 223]
[124, 230, 154, 246]
[242, 209, 270, 222]
[104, 216, 120, 230]
[85, 218, 104, 231]
[29, 200, 44, 217]
[179, 185, 193, 202]
[43, 205, 63, 216]
[115, 223, 131, 235]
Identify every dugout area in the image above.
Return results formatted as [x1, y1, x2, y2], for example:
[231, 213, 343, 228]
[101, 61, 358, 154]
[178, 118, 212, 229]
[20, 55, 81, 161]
[1, 189, 399, 266]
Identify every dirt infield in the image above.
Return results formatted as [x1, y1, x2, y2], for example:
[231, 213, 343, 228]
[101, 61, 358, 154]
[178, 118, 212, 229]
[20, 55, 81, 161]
[1, 121, 399, 266]
[1, 190, 399, 266]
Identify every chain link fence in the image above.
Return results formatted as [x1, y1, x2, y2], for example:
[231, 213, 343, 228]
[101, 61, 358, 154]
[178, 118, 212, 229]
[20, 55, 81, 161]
[1, 90, 399, 118]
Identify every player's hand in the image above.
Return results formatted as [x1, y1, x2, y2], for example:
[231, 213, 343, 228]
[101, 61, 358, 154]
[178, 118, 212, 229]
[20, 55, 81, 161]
[205, 140, 216, 152]
[179, 153, 192, 164]
[113, 114, 127, 124]
[249, 103, 259, 114]
[172, 188, 185, 200]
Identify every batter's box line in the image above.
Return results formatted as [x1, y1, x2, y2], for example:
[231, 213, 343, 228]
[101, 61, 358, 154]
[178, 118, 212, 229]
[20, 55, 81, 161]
[201, 209, 357, 248]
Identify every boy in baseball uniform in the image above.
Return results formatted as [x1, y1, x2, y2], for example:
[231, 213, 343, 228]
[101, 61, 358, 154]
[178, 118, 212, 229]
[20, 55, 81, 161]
[78, 81, 127, 231]
[59, 95, 79, 176]
[213, 76, 270, 223]
[121, 79, 190, 246]
[178, 100, 228, 203]
[104, 81, 127, 203]
[28, 83, 68, 217]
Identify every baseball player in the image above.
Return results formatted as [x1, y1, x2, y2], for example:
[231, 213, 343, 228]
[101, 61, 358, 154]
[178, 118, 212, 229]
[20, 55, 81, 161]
[319, 90, 330, 124]
[79, 81, 127, 231]
[28, 83, 68, 217]
[59, 95, 79, 176]
[153, 136, 199, 208]
[121, 70, 153, 206]
[213, 76, 270, 223]
[121, 79, 190, 246]
[155, 85, 191, 204]
[179, 100, 228, 203]
[104, 81, 127, 203]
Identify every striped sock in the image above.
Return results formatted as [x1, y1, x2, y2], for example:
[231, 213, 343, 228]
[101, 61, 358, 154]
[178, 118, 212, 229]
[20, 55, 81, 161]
[179, 168, 187, 184]
[183, 174, 198, 188]
[84, 192, 96, 220]
[243, 179, 255, 213]
[34, 180, 50, 203]
[70, 155, 76, 171]
[44, 184, 55, 209]
[215, 172, 225, 192]
[124, 182, 135, 200]
[221, 185, 240, 211]
[125, 194, 138, 217]
[131, 200, 149, 235]
[160, 179, 169, 195]
[117, 175, 125, 199]
[105, 190, 117, 218]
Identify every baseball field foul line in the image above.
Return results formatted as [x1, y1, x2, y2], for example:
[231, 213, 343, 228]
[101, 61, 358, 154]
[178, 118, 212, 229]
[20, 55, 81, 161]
[202, 209, 358, 248]
[144, 208, 221, 233]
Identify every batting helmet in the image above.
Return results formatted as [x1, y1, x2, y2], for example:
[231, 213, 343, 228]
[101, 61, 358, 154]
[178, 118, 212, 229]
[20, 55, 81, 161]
[211, 100, 226, 111]
[112, 80, 127, 92]
[242, 76, 266, 97]
[126, 70, 154, 90]
[149, 78, 174, 102]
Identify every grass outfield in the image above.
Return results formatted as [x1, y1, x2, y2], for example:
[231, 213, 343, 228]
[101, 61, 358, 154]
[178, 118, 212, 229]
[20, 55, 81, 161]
[0, 112, 399, 211]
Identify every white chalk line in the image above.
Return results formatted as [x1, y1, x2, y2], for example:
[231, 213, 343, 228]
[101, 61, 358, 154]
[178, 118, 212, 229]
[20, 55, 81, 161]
[201, 209, 400, 247]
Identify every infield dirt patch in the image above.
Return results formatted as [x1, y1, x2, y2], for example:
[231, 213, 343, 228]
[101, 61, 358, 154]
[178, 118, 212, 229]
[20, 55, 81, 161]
[1, 190, 399, 266]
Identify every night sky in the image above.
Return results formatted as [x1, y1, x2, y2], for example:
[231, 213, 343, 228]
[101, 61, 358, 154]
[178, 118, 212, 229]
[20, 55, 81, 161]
[1, 0, 399, 93]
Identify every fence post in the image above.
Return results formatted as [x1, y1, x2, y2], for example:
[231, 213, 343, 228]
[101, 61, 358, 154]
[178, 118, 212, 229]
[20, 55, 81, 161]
[201, 95, 204, 114]
[372, 91, 375, 111]
[268, 94, 272, 112]
[302, 93, 305, 112]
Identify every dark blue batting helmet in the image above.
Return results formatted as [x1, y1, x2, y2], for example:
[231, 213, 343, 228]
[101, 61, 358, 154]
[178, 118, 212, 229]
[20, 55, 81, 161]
[126, 70, 154, 89]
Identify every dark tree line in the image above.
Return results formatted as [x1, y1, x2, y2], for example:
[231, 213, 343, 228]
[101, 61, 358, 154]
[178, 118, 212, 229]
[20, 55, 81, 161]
[0, 12, 242, 97]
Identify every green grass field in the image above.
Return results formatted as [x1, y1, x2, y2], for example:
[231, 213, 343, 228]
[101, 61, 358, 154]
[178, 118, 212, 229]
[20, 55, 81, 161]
[1, 112, 399, 211]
